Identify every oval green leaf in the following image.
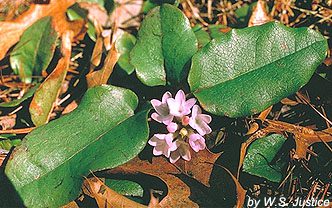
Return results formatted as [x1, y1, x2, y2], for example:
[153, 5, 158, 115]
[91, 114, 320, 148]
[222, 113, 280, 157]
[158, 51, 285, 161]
[130, 4, 197, 86]
[115, 32, 136, 75]
[243, 134, 286, 183]
[188, 22, 328, 117]
[5, 85, 150, 207]
[10, 16, 58, 83]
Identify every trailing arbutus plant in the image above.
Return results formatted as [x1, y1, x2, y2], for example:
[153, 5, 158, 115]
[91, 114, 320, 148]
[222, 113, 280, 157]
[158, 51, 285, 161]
[0, 0, 329, 207]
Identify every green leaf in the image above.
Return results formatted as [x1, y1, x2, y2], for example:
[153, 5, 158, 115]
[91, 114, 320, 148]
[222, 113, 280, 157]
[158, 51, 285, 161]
[235, 3, 250, 18]
[193, 25, 211, 48]
[243, 134, 286, 183]
[142, 0, 158, 14]
[130, 4, 197, 86]
[208, 24, 229, 39]
[0, 85, 39, 108]
[5, 85, 150, 207]
[0, 138, 21, 151]
[10, 17, 58, 83]
[189, 22, 328, 117]
[67, 3, 96, 41]
[105, 179, 144, 197]
[115, 32, 136, 74]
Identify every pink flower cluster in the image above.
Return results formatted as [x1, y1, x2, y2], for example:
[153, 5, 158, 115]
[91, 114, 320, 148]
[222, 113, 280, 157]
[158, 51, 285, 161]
[148, 90, 212, 163]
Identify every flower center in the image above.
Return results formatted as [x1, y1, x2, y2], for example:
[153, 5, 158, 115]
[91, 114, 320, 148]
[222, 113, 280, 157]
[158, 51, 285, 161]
[179, 128, 188, 138]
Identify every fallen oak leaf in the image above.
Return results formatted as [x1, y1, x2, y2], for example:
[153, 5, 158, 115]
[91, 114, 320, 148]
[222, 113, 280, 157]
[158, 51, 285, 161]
[29, 30, 73, 126]
[0, 0, 85, 61]
[83, 176, 147, 208]
[265, 120, 332, 159]
[109, 149, 222, 207]
[109, 157, 198, 207]
[182, 149, 222, 187]
[238, 119, 332, 177]
[86, 43, 119, 88]
[246, 106, 273, 135]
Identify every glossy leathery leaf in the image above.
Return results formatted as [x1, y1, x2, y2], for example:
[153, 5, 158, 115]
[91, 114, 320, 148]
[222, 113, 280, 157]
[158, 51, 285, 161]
[193, 25, 211, 48]
[105, 179, 144, 197]
[115, 32, 136, 75]
[10, 17, 58, 83]
[130, 4, 197, 86]
[189, 22, 328, 117]
[5, 85, 150, 207]
[243, 134, 286, 183]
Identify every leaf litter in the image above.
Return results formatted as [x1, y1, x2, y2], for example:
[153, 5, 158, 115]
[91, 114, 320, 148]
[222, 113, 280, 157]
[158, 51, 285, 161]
[0, 0, 331, 207]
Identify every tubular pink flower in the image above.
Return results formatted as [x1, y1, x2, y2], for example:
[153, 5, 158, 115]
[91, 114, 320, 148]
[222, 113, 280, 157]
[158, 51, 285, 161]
[169, 141, 191, 163]
[189, 105, 212, 136]
[148, 133, 177, 158]
[189, 133, 206, 152]
[151, 91, 173, 125]
[167, 122, 178, 133]
[167, 90, 196, 117]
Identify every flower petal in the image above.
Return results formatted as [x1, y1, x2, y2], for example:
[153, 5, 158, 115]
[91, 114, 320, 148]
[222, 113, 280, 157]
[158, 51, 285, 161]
[167, 122, 178, 133]
[162, 91, 172, 103]
[185, 98, 196, 110]
[199, 114, 212, 123]
[170, 150, 180, 163]
[189, 133, 206, 152]
[153, 146, 163, 156]
[150, 99, 161, 110]
[175, 90, 185, 103]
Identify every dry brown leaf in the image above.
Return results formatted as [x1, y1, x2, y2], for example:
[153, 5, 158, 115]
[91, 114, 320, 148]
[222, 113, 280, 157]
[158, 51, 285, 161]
[86, 43, 119, 88]
[238, 119, 332, 177]
[83, 176, 147, 208]
[0, 127, 34, 134]
[280, 97, 301, 106]
[79, 2, 109, 27]
[29, 30, 73, 126]
[111, 0, 142, 28]
[323, 56, 332, 66]
[0, 0, 85, 61]
[183, 149, 221, 187]
[90, 21, 104, 70]
[62, 101, 78, 115]
[248, 0, 272, 27]
[61, 201, 80, 208]
[109, 150, 221, 207]
[0, 114, 16, 130]
[110, 157, 198, 207]
[246, 106, 272, 135]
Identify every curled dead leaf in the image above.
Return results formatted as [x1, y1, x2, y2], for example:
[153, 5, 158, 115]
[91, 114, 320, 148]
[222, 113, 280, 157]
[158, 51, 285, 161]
[29, 30, 73, 126]
[86, 43, 119, 88]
